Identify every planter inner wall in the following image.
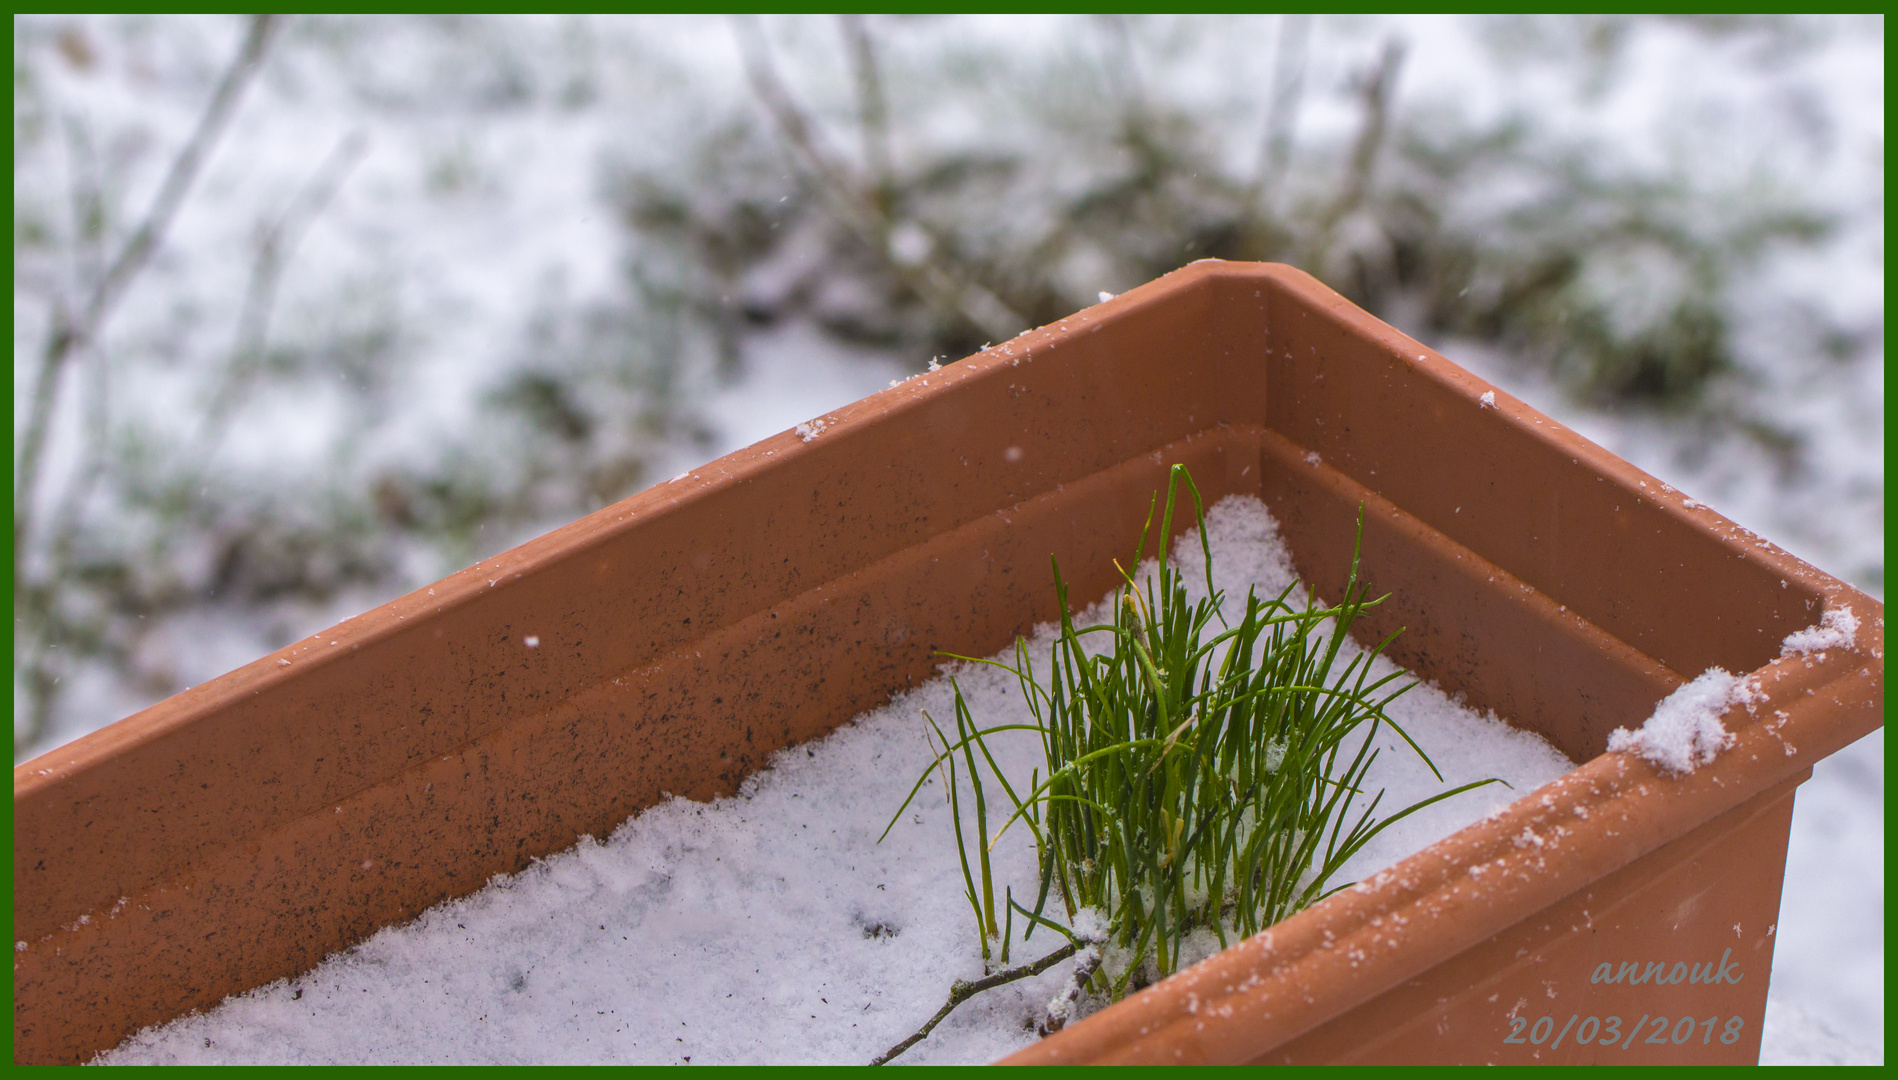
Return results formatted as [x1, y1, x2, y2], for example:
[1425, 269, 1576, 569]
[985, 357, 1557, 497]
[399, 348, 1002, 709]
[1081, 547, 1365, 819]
[13, 263, 1871, 1065]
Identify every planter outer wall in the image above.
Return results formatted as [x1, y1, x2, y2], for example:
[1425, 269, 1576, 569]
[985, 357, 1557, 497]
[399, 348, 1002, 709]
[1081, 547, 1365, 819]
[13, 262, 1884, 1065]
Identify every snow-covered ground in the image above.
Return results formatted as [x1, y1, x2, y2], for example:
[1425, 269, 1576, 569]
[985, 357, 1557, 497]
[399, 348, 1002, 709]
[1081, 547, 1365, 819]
[15, 14, 1881, 1064]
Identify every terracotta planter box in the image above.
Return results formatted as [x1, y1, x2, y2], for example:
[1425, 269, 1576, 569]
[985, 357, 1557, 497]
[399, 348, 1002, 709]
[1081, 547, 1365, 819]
[13, 262, 1883, 1066]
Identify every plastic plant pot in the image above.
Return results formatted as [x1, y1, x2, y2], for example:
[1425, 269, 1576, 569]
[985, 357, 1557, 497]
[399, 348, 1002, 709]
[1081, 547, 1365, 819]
[13, 262, 1883, 1066]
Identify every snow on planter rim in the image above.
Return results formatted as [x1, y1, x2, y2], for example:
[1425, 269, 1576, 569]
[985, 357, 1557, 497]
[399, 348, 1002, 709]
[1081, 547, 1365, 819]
[1607, 608, 1860, 777]
[1606, 670, 1764, 776]
[94, 497, 1576, 1066]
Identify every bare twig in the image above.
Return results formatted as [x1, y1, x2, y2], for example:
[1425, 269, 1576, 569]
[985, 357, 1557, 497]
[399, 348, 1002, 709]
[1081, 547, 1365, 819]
[79, 14, 281, 343]
[869, 940, 1080, 1066]
[39, 120, 117, 579]
[1252, 13, 1312, 205]
[201, 128, 370, 441]
[730, 15, 1024, 343]
[1091, 16, 1170, 208]
[1093, 14, 1147, 119]
[1303, 37, 1406, 270]
[61, 116, 109, 298]
[837, 14, 893, 216]
[15, 14, 281, 582]
[1042, 944, 1104, 1033]
[43, 131, 366, 607]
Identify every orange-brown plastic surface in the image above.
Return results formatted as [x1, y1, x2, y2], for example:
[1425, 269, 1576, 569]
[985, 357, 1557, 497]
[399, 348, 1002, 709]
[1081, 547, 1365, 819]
[14, 262, 1884, 1065]
[1258, 773, 1801, 1065]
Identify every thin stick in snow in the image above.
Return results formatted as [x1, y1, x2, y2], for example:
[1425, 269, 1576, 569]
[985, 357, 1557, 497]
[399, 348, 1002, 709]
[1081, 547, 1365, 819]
[869, 940, 1080, 1066]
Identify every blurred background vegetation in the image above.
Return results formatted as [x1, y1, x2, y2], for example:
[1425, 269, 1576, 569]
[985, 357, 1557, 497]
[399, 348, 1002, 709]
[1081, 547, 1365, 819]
[12, 15, 1884, 760]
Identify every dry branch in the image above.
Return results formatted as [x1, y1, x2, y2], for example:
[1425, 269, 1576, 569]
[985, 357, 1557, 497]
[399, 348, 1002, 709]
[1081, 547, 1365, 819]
[869, 940, 1081, 1066]
[15, 14, 281, 579]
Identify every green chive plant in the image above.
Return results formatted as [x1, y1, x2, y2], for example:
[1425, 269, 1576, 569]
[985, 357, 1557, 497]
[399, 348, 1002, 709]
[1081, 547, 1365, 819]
[873, 465, 1501, 1064]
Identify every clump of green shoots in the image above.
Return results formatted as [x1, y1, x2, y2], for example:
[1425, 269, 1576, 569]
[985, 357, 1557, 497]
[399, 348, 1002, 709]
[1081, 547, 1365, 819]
[872, 465, 1500, 1064]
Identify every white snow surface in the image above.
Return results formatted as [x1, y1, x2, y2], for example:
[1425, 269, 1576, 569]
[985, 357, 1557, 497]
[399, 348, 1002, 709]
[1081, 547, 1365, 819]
[1780, 606, 1860, 658]
[95, 496, 1576, 1065]
[1761, 1001, 1884, 1067]
[1606, 668, 1763, 776]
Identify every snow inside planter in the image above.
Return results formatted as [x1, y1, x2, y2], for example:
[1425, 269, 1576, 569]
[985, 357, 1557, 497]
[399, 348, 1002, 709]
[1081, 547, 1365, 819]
[91, 495, 1586, 1065]
[12, 262, 1883, 1065]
